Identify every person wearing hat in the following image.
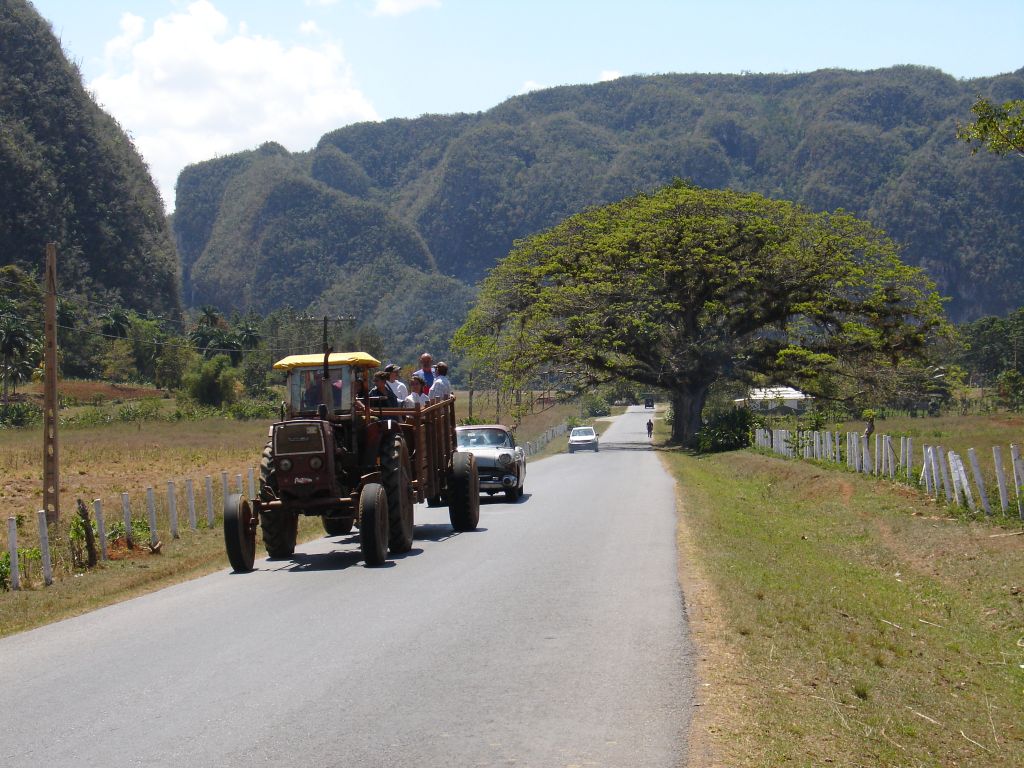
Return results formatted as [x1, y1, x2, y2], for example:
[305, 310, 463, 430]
[368, 370, 399, 408]
[404, 372, 430, 409]
[428, 361, 452, 400]
[384, 363, 408, 401]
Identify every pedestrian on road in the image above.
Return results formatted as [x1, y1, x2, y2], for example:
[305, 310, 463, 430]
[646, 419, 654, 439]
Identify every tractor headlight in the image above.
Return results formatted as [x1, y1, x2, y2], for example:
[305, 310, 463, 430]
[278, 458, 293, 472]
[309, 456, 323, 470]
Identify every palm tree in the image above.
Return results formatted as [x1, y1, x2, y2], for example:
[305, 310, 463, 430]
[198, 305, 223, 329]
[0, 314, 34, 408]
[101, 307, 131, 338]
[235, 320, 262, 350]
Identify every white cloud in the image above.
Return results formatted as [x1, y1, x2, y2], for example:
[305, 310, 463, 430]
[371, 0, 441, 17]
[299, 20, 321, 35]
[599, 70, 622, 82]
[90, 0, 377, 211]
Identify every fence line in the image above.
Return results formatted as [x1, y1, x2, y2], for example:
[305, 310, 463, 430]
[523, 423, 568, 457]
[755, 428, 1024, 520]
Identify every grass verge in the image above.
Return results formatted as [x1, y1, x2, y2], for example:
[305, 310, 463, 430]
[668, 448, 1024, 767]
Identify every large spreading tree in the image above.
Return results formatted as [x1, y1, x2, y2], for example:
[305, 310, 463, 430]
[454, 182, 947, 446]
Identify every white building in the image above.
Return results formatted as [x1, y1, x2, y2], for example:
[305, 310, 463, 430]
[735, 387, 811, 413]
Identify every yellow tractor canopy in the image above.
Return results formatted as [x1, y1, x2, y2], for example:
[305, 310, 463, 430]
[272, 352, 381, 371]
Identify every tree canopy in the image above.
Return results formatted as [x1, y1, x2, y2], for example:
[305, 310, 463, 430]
[455, 183, 947, 446]
[957, 98, 1024, 158]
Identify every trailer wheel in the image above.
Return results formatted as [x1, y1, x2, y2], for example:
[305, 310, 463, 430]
[323, 515, 354, 536]
[224, 493, 256, 572]
[261, 509, 298, 558]
[359, 483, 389, 566]
[448, 452, 480, 532]
[383, 433, 414, 553]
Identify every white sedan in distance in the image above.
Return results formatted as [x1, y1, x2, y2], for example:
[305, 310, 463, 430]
[567, 426, 599, 453]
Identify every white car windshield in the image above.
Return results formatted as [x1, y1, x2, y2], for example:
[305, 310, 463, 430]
[571, 428, 595, 437]
[457, 428, 511, 448]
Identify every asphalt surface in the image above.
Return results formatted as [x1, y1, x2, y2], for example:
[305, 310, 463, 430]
[1, 406, 694, 767]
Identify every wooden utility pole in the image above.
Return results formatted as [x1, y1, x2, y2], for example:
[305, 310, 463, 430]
[43, 243, 60, 523]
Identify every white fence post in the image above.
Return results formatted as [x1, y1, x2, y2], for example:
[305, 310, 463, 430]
[121, 492, 133, 548]
[955, 453, 976, 512]
[861, 434, 870, 474]
[94, 499, 108, 561]
[967, 448, 992, 515]
[248, 468, 256, 500]
[873, 433, 880, 475]
[930, 446, 942, 499]
[205, 475, 215, 526]
[168, 480, 179, 539]
[221, 471, 229, 504]
[236, 474, 244, 496]
[993, 446, 1010, 514]
[186, 478, 197, 531]
[936, 445, 952, 503]
[36, 510, 53, 586]
[947, 451, 963, 507]
[1011, 444, 1024, 520]
[906, 437, 913, 482]
[7, 517, 20, 591]
[921, 446, 933, 494]
[146, 487, 159, 548]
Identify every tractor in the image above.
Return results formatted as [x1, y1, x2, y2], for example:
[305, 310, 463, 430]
[223, 351, 479, 571]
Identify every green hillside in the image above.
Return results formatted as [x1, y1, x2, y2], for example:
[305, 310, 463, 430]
[175, 66, 1024, 331]
[0, 0, 181, 319]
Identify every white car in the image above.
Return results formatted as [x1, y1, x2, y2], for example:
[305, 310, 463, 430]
[455, 425, 526, 501]
[568, 426, 599, 453]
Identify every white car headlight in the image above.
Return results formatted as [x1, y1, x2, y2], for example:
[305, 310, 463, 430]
[497, 452, 513, 467]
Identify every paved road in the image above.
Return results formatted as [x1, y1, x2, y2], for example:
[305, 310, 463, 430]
[1, 406, 694, 767]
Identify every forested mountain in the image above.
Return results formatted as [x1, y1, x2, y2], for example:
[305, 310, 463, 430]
[176, 65, 1024, 338]
[0, 0, 180, 318]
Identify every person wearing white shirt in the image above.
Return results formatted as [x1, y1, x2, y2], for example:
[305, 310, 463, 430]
[384, 363, 408, 401]
[428, 361, 452, 400]
[403, 373, 431, 408]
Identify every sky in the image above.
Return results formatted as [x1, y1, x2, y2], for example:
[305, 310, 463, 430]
[29, 0, 1024, 212]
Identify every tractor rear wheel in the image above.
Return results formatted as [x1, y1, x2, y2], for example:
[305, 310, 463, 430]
[261, 509, 298, 558]
[448, 452, 480, 532]
[383, 433, 414, 553]
[224, 493, 256, 572]
[359, 483, 389, 566]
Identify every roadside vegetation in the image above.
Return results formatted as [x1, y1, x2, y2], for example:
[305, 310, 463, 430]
[663, 414, 1023, 767]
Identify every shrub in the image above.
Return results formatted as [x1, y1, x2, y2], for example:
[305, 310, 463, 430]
[582, 393, 610, 417]
[696, 407, 754, 453]
[227, 399, 277, 420]
[182, 355, 238, 407]
[0, 401, 43, 428]
[0, 551, 9, 591]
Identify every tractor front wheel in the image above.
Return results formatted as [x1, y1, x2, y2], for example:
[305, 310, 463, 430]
[448, 452, 480, 532]
[382, 433, 414, 554]
[323, 515, 354, 536]
[359, 483, 389, 567]
[224, 493, 256, 572]
[261, 509, 298, 559]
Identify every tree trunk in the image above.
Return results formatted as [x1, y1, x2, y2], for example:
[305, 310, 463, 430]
[670, 385, 709, 448]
